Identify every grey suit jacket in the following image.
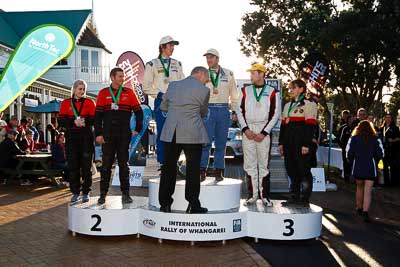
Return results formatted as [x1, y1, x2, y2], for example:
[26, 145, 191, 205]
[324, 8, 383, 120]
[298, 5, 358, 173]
[160, 76, 210, 144]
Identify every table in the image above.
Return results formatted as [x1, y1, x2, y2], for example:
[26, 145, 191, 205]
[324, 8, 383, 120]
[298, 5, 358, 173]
[2, 154, 62, 186]
[316, 146, 343, 170]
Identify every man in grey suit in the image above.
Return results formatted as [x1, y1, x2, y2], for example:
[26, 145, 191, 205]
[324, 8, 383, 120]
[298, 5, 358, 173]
[159, 66, 210, 213]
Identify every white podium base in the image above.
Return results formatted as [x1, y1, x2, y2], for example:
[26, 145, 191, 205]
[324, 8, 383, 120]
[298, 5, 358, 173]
[148, 178, 242, 212]
[68, 196, 322, 241]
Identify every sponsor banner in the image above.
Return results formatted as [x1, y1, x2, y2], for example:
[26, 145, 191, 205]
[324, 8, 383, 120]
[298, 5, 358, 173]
[111, 166, 144, 187]
[116, 51, 147, 104]
[0, 24, 74, 111]
[299, 52, 329, 99]
[140, 209, 247, 241]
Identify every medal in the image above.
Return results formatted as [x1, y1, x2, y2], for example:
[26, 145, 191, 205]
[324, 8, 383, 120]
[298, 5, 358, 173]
[256, 102, 262, 108]
[213, 88, 218, 94]
[111, 103, 119, 110]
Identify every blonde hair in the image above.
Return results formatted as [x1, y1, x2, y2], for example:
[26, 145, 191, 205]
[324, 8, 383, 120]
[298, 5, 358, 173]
[71, 79, 87, 98]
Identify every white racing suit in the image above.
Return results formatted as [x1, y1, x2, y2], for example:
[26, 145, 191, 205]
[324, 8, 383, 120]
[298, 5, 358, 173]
[236, 82, 281, 204]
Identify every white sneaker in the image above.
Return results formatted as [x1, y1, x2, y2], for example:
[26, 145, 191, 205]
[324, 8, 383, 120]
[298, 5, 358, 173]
[244, 197, 258, 206]
[262, 198, 273, 207]
[20, 180, 32, 186]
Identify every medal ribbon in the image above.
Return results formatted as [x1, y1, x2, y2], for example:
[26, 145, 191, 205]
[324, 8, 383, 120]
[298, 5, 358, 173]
[159, 56, 171, 78]
[109, 85, 123, 104]
[252, 83, 267, 102]
[71, 98, 85, 118]
[209, 68, 221, 88]
[287, 95, 305, 117]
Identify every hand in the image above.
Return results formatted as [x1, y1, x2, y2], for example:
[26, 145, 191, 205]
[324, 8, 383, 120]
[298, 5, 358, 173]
[96, 135, 105, 145]
[312, 138, 318, 144]
[254, 133, 266, 142]
[278, 145, 284, 156]
[132, 130, 139, 136]
[388, 138, 394, 143]
[301, 146, 309, 155]
[244, 129, 256, 140]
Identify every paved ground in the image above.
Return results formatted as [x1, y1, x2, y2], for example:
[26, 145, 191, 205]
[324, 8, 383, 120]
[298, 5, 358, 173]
[1, 159, 399, 267]
[0, 174, 269, 267]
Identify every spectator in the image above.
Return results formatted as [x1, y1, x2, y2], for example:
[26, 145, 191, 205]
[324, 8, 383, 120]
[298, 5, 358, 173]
[26, 117, 40, 143]
[367, 114, 379, 132]
[46, 123, 59, 145]
[0, 120, 7, 143]
[346, 120, 384, 222]
[6, 115, 24, 145]
[51, 133, 69, 185]
[378, 114, 400, 186]
[0, 130, 25, 169]
[230, 111, 241, 128]
[19, 129, 35, 152]
[352, 108, 367, 128]
[339, 110, 350, 127]
[339, 114, 355, 181]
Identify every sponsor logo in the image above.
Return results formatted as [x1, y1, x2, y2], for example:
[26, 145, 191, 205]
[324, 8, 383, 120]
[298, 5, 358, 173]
[143, 219, 156, 229]
[233, 219, 242, 232]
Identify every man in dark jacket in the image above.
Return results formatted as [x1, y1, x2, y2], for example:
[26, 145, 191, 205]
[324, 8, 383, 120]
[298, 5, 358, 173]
[0, 130, 25, 169]
[338, 114, 355, 181]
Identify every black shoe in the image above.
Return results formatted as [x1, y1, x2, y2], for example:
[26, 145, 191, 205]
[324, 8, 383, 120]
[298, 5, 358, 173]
[362, 211, 370, 223]
[356, 208, 363, 216]
[186, 205, 208, 214]
[122, 193, 133, 204]
[97, 194, 106, 205]
[282, 195, 299, 207]
[160, 205, 171, 213]
[300, 199, 310, 208]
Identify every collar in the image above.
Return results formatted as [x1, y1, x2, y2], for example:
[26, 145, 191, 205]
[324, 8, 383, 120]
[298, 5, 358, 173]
[72, 97, 84, 103]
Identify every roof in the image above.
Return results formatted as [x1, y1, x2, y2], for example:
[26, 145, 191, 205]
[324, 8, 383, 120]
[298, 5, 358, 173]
[0, 9, 109, 52]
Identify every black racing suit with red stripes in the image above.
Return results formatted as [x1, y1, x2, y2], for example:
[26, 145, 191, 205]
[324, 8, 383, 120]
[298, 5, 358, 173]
[94, 86, 143, 195]
[58, 98, 96, 195]
[279, 97, 318, 202]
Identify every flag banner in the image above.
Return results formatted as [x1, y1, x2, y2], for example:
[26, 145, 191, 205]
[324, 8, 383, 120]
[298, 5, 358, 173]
[300, 52, 329, 99]
[116, 51, 147, 104]
[0, 24, 74, 111]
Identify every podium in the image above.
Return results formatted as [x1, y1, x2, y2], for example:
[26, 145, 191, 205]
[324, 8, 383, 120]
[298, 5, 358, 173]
[68, 177, 322, 242]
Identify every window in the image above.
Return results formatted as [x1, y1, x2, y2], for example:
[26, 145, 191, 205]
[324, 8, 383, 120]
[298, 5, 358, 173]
[91, 50, 99, 74]
[55, 58, 68, 66]
[81, 49, 89, 73]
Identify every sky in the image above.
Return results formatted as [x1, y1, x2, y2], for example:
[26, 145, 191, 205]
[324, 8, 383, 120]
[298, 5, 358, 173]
[0, 0, 259, 79]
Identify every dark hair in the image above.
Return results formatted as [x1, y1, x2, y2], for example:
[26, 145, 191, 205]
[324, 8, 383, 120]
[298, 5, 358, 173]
[380, 114, 395, 128]
[352, 120, 377, 145]
[290, 79, 307, 94]
[20, 118, 28, 124]
[110, 67, 124, 77]
[46, 124, 55, 131]
[158, 44, 168, 56]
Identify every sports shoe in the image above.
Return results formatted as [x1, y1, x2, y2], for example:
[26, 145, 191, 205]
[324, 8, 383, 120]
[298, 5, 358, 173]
[70, 194, 79, 203]
[122, 193, 133, 204]
[244, 197, 258, 206]
[20, 180, 32, 186]
[82, 194, 90, 203]
[262, 198, 273, 207]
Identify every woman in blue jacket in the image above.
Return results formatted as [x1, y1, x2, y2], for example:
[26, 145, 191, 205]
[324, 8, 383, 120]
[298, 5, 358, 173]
[346, 120, 384, 222]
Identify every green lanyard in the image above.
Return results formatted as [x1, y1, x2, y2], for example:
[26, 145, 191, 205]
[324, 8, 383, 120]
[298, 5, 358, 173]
[287, 95, 305, 116]
[71, 98, 84, 118]
[209, 68, 221, 88]
[252, 84, 267, 102]
[159, 56, 171, 77]
[109, 85, 123, 104]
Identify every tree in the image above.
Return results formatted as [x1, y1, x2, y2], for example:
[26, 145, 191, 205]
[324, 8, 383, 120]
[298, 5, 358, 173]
[240, 0, 400, 113]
